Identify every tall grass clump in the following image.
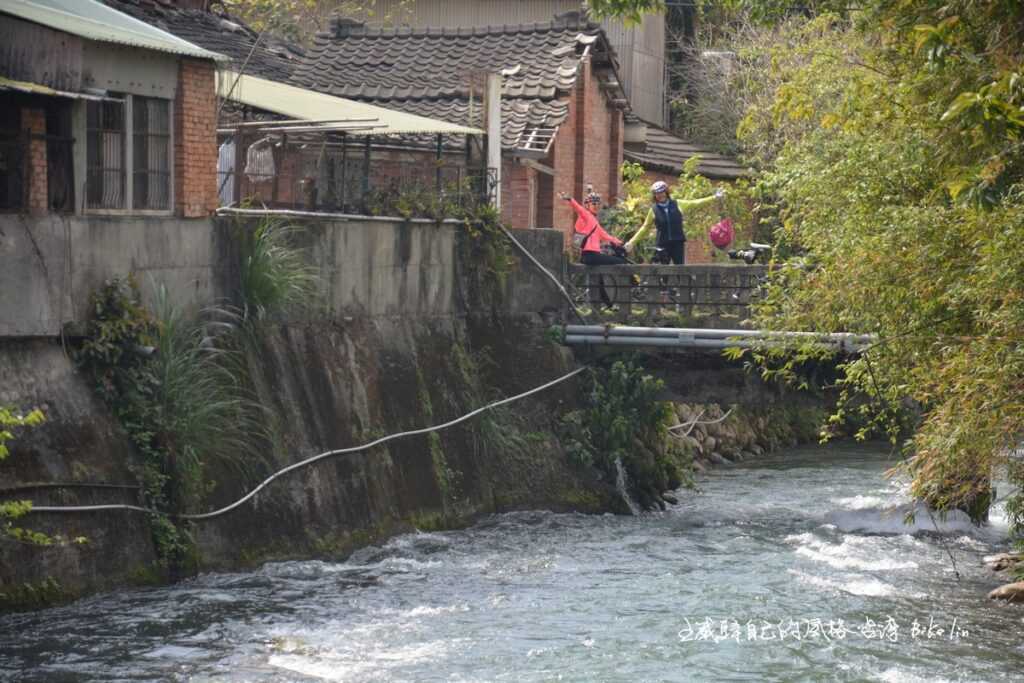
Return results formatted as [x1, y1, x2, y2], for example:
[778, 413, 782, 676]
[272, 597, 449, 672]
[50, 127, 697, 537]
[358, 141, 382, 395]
[238, 218, 318, 322]
[148, 284, 266, 496]
[77, 277, 267, 567]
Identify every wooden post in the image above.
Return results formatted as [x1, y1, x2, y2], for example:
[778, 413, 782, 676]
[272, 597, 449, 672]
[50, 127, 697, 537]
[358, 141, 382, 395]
[362, 135, 371, 211]
[271, 132, 283, 205]
[435, 133, 443, 196]
[232, 131, 244, 206]
[339, 131, 347, 211]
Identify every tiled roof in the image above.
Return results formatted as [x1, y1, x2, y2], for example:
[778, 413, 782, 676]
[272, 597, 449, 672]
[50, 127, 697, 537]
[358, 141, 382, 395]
[390, 98, 570, 149]
[294, 12, 622, 152]
[297, 16, 607, 102]
[100, 0, 302, 81]
[625, 121, 750, 180]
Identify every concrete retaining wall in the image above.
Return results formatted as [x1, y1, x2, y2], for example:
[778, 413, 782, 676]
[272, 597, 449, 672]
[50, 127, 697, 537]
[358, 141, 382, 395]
[0, 214, 566, 337]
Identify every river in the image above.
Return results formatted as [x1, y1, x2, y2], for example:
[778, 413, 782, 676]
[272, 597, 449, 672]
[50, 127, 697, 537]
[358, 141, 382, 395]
[2, 443, 1023, 681]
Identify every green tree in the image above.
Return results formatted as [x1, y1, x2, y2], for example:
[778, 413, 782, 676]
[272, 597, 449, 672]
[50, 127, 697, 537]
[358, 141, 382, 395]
[732, 4, 1024, 526]
[0, 407, 51, 546]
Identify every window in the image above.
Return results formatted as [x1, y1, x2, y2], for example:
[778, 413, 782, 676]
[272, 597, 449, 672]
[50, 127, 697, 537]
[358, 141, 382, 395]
[0, 107, 25, 210]
[87, 100, 125, 209]
[133, 97, 170, 210]
[87, 95, 172, 212]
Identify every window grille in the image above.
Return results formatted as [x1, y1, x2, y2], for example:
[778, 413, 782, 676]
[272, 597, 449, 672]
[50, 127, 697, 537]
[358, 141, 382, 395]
[86, 101, 125, 209]
[133, 97, 171, 210]
[0, 134, 25, 210]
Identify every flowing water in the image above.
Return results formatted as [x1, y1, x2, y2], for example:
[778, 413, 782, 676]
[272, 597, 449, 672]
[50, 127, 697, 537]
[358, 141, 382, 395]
[3, 443, 1024, 682]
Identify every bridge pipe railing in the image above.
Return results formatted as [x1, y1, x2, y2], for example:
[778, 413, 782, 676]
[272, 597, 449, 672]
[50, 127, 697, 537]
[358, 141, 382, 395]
[563, 325, 875, 352]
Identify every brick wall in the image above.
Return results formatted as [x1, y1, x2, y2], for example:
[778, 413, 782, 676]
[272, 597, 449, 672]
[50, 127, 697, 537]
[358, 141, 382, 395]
[23, 108, 47, 214]
[174, 58, 218, 217]
[559, 59, 623, 249]
[500, 160, 536, 228]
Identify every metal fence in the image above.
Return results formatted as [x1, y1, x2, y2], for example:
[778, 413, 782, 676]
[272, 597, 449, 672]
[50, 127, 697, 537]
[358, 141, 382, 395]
[566, 263, 769, 323]
[219, 129, 495, 218]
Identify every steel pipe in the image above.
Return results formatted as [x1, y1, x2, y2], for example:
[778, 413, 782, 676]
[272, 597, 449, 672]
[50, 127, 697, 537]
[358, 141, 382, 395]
[564, 324, 874, 345]
[564, 330, 872, 351]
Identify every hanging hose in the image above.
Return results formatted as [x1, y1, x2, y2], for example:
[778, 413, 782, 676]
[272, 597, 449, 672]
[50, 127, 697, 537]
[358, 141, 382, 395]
[26, 367, 587, 521]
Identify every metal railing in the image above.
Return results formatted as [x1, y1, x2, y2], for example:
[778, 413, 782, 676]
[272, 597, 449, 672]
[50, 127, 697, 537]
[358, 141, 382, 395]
[566, 263, 769, 323]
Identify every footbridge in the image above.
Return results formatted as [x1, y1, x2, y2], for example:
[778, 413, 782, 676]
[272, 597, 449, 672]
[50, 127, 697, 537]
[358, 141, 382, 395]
[565, 263, 769, 326]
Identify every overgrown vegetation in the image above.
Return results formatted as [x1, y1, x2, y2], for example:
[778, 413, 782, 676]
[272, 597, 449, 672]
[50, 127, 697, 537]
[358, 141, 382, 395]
[0, 407, 52, 547]
[237, 218, 318, 322]
[560, 358, 691, 510]
[76, 277, 265, 570]
[676, 1, 1024, 530]
[604, 160, 755, 262]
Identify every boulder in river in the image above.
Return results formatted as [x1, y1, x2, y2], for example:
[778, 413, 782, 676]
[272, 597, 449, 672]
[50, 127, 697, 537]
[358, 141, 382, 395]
[984, 552, 1024, 572]
[708, 452, 732, 466]
[988, 582, 1024, 603]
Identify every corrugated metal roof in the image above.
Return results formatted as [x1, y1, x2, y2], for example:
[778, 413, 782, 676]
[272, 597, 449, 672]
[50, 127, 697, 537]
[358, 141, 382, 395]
[0, 75, 121, 100]
[221, 71, 483, 136]
[0, 0, 226, 61]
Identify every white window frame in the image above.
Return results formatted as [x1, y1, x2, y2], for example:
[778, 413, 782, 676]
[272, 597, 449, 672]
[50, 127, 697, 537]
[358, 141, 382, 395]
[83, 94, 174, 215]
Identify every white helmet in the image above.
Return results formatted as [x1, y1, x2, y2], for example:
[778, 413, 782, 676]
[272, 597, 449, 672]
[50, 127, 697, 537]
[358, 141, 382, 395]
[650, 180, 669, 194]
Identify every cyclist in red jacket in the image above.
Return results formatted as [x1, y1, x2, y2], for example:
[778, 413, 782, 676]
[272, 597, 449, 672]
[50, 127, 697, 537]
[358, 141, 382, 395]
[561, 187, 626, 308]
[560, 188, 626, 265]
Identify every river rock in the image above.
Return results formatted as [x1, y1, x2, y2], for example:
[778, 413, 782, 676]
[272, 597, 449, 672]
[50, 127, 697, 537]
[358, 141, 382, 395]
[984, 552, 1024, 572]
[988, 582, 1024, 603]
[708, 452, 732, 466]
[703, 436, 717, 452]
[691, 460, 706, 473]
[740, 450, 757, 460]
[662, 493, 679, 505]
[750, 444, 764, 457]
[723, 449, 743, 462]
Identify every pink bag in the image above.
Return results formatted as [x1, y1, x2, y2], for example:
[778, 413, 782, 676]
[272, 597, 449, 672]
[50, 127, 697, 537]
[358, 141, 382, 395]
[709, 217, 735, 249]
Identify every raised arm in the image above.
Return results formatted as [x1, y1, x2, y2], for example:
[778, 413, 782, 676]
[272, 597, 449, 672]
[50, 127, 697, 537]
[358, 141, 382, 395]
[566, 197, 589, 219]
[677, 187, 726, 209]
[625, 208, 655, 251]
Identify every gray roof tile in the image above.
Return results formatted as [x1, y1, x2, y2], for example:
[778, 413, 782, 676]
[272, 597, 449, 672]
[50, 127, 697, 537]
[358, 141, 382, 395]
[100, 0, 302, 81]
[290, 13, 618, 150]
[625, 121, 750, 180]
[294, 15, 608, 103]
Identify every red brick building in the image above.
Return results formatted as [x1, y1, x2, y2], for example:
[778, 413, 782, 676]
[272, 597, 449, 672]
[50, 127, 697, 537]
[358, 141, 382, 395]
[0, 0, 225, 218]
[294, 13, 629, 247]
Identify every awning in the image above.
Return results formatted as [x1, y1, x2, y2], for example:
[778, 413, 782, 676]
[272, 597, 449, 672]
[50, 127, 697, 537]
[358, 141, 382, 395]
[1, 0, 226, 61]
[0, 76, 121, 101]
[219, 71, 483, 137]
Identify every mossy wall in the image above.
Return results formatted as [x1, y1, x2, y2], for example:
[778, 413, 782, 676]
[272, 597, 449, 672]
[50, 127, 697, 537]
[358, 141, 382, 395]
[0, 217, 608, 609]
